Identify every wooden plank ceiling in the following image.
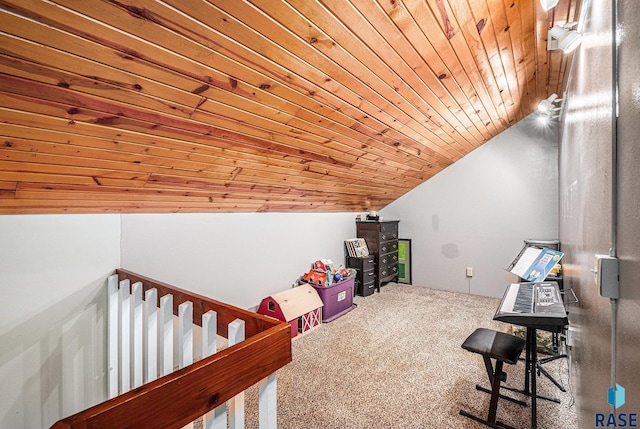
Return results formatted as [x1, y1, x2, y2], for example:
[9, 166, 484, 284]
[0, 0, 580, 213]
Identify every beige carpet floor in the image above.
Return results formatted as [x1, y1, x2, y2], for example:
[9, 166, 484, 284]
[244, 283, 578, 429]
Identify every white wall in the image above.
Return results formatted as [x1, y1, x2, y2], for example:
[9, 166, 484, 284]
[0, 214, 120, 429]
[381, 114, 560, 298]
[121, 212, 356, 309]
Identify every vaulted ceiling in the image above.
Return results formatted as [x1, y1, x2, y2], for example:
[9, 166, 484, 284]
[0, 0, 580, 214]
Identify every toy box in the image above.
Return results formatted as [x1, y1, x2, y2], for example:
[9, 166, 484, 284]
[309, 277, 355, 322]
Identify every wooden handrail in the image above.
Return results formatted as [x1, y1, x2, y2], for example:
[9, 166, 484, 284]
[115, 268, 282, 337]
[50, 269, 292, 429]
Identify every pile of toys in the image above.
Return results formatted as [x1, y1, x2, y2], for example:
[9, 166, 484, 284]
[299, 259, 356, 287]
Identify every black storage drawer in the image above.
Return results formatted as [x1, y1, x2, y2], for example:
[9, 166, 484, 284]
[348, 256, 375, 272]
[346, 256, 377, 297]
[379, 240, 398, 254]
[361, 268, 376, 283]
[379, 264, 398, 282]
[379, 230, 399, 241]
[379, 251, 399, 270]
[380, 222, 399, 234]
[359, 279, 376, 297]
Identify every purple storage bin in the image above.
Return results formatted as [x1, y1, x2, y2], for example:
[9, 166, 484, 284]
[310, 277, 356, 322]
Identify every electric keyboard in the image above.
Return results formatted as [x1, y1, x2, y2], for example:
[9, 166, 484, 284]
[494, 282, 568, 332]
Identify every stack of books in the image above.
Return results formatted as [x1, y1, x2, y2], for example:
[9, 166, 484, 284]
[345, 238, 369, 257]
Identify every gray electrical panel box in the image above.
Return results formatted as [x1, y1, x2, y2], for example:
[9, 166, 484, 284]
[595, 254, 619, 299]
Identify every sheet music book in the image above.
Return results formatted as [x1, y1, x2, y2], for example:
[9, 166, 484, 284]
[507, 245, 563, 282]
[345, 238, 369, 257]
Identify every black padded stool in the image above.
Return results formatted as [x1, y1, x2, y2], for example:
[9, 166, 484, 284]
[460, 328, 527, 429]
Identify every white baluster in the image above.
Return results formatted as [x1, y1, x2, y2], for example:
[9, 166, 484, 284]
[228, 319, 246, 429]
[144, 288, 158, 383]
[178, 301, 194, 368]
[132, 282, 143, 388]
[202, 311, 218, 358]
[179, 301, 194, 429]
[259, 374, 278, 429]
[212, 406, 227, 429]
[159, 294, 173, 376]
[211, 318, 246, 429]
[119, 279, 131, 394]
[202, 311, 218, 429]
[107, 274, 119, 399]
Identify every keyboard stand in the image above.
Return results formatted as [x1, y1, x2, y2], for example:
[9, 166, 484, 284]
[535, 338, 567, 393]
[493, 328, 559, 428]
[494, 282, 569, 428]
[535, 314, 569, 393]
[502, 330, 563, 405]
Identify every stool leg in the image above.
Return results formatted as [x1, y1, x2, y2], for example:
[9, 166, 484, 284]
[461, 357, 520, 429]
[488, 360, 504, 424]
[483, 355, 495, 383]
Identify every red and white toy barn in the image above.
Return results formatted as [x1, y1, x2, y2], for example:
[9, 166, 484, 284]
[257, 284, 323, 338]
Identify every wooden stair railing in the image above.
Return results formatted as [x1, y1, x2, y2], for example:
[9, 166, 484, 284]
[50, 269, 292, 429]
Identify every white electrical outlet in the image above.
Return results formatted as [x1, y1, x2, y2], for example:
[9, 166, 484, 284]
[466, 267, 473, 277]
